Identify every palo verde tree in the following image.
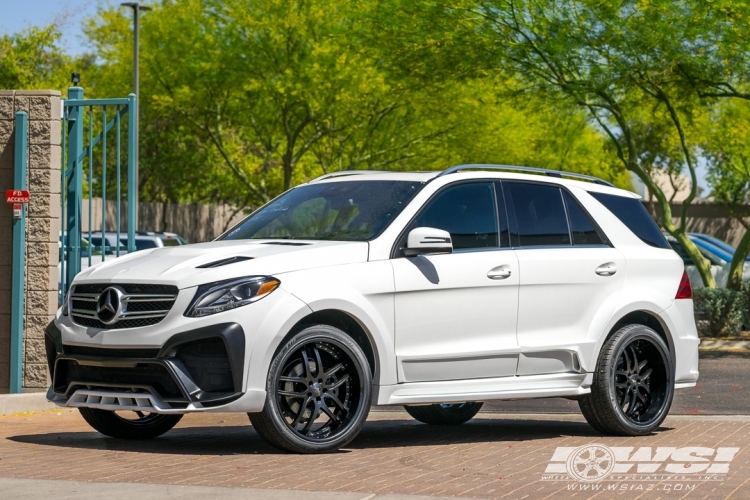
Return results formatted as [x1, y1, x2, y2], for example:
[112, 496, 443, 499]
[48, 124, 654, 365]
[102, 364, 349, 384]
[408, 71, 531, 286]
[373, 0, 719, 286]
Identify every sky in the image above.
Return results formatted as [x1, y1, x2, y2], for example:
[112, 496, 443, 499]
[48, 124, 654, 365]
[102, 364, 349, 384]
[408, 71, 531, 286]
[0, 0, 100, 56]
[0, 0, 712, 193]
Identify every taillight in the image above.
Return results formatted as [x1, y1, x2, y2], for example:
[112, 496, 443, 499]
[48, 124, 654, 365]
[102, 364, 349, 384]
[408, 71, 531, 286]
[675, 270, 692, 299]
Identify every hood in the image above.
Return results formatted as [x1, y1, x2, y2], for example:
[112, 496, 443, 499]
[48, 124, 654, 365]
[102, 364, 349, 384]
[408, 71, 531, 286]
[73, 239, 369, 289]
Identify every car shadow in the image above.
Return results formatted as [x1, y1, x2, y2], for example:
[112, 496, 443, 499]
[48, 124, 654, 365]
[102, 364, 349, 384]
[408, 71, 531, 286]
[7, 416, 665, 456]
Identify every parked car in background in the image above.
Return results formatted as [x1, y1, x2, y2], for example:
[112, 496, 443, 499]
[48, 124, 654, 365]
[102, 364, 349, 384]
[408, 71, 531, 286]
[88, 233, 129, 256]
[666, 234, 750, 288]
[690, 233, 750, 262]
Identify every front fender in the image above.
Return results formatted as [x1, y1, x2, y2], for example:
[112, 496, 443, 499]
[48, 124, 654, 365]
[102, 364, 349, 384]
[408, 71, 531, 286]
[275, 261, 397, 386]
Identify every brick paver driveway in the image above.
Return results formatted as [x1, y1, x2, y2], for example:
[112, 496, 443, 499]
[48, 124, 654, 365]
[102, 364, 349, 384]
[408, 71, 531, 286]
[1, 409, 749, 499]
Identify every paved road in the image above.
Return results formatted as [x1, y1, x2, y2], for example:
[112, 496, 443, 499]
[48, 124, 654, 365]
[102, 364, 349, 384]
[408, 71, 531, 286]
[2, 411, 749, 499]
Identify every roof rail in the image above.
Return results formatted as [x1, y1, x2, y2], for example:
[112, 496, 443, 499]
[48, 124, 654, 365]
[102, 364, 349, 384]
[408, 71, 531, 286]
[309, 170, 391, 183]
[437, 164, 615, 187]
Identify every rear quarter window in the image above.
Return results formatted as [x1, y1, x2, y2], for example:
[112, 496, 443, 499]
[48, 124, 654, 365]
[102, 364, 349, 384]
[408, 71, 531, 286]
[589, 192, 670, 249]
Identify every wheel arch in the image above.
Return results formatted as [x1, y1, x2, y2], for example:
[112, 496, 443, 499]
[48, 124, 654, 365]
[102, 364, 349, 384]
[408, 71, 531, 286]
[277, 309, 380, 383]
[600, 309, 676, 372]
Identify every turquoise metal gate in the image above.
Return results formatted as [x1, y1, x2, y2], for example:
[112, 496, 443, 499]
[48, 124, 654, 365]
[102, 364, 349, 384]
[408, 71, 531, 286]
[61, 85, 137, 295]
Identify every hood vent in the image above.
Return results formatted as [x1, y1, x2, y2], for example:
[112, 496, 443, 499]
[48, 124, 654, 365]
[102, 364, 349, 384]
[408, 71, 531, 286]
[196, 256, 254, 269]
[262, 241, 311, 246]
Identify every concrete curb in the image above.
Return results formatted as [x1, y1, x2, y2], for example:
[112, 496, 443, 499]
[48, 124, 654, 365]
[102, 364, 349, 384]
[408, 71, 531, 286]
[699, 339, 750, 351]
[0, 392, 56, 415]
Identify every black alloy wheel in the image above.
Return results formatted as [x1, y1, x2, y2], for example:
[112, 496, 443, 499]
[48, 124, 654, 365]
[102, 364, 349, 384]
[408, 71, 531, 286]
[579, 324, 673, 436]
[79, 407, 183, 439]
[404, 402, 483, 425]
[249, 325, 372, 453]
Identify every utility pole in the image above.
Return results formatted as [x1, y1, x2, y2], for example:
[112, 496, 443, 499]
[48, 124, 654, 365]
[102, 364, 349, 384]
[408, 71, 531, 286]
[120, 2, 151, 230]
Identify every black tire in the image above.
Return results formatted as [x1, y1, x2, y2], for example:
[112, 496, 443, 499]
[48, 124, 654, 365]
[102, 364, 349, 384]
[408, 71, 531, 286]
[579, 324, 674, 436]
[249, 324, 372, 453]
[79, 407, 183, 439]
[404, 402, 483, 425]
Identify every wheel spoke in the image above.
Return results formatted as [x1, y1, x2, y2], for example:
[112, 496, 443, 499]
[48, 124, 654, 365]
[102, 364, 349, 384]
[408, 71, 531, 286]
[640, 368, 653, 381]
[326, 373, 350, 391]
[622, 348, 632, 373]
[278, 389, 307, 398]
[292, 396, 312, 428]
[620, 387, 631, 412]
[630, 345, 639, 374]
[324, 392, 348, 414]
[627, 388, 638, 416]
[301, 348, 313, 380]
[320, 402, 340, 424]
[301, 401, 319, 434]
[279, 376, 306, 384]
[135, 411, 145, 418]
[636, 387, 649, 404]
[638, 358, 648, 373]
[324, 362, 345, 379]
[313, 347, 325, 378]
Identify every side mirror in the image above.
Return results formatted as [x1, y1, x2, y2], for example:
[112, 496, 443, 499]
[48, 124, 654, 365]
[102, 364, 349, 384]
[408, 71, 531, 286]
[404, 227, 453, 257]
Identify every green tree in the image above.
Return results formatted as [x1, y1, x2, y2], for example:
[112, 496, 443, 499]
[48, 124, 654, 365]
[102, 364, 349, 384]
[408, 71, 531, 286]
[0, 25, 81, 90]
[372, 0, 722, 286]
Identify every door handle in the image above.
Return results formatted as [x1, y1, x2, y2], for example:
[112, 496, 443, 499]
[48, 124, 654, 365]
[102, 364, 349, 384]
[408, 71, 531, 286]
[487, 265, 512, 280]
[596, 262, 617, 276]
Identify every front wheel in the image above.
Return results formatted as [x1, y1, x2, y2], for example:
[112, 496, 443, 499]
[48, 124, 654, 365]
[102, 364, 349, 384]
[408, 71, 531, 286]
[404, 402, 483, 425]
[249, 325, 372, 453]
[579, 324, 674, 436]
[79, 407, 183, 439]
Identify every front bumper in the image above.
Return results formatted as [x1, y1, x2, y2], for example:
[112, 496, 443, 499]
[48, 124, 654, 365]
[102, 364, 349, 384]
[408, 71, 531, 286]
[46, 321, 246, 413]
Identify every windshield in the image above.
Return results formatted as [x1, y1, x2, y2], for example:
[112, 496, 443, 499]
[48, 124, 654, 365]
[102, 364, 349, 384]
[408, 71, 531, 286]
[222, 180, 423, 242]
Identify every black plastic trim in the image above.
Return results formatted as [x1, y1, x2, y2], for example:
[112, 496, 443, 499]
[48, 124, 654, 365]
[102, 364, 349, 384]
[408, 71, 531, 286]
[52, 322, 246, 408]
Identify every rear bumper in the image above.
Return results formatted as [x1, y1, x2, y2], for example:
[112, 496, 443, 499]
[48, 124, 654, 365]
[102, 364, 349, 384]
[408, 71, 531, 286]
[45, 321, 247, 413]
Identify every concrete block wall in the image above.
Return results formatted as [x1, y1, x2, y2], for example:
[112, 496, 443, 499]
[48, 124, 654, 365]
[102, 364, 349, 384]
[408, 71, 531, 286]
[0, 90, 61, 392]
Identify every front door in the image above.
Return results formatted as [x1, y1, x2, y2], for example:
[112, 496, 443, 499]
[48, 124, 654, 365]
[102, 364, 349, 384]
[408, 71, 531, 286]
[392, 182, 520, 383]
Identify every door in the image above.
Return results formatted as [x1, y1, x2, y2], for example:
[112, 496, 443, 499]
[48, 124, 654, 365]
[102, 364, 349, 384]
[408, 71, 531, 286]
[502, 182, 626, 375]
[392, 182, 520, 383]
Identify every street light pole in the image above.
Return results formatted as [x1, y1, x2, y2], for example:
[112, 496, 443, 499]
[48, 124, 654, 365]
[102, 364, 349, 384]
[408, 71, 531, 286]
[120, 2, 151, 230]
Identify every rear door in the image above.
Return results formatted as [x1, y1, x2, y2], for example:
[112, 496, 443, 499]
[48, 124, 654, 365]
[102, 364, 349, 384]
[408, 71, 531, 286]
[502, 181, 626, 375]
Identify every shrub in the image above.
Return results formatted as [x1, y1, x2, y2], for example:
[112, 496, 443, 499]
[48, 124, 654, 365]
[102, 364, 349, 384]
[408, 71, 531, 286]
[693, 288, 745, 337]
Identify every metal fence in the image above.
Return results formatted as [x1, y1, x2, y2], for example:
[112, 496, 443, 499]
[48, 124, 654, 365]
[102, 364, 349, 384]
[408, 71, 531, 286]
[60, 86, 137, 296]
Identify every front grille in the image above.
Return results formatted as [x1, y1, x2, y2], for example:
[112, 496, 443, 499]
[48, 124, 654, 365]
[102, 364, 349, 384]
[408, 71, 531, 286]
[65, 345, 161, 358]
[69, 283, 179, 330]
[55, 359, 184, 399]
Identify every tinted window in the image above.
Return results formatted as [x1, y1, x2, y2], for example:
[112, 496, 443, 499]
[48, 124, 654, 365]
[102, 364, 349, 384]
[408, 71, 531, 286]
[504, 182, 570, 246]
[413, 182, 499, 250]
[563, 191, 605, 246]
[162, 239, 180, 247]
[589, 192, 670, 249]
[134, 239, 159, 250]
[223, 181, 422, 242]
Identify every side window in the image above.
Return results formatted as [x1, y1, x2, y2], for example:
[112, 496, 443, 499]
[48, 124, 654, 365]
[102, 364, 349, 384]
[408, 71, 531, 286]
[504, 182, 571, 247]
[412, 182, 499, 250]
[562, 191, 605, 246]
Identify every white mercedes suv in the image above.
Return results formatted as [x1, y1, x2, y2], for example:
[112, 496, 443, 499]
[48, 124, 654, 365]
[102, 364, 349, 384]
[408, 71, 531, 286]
[46, 165, 699, 453]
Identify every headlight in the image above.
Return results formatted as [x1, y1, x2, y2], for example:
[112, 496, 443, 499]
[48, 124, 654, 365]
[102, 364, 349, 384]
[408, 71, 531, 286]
[184, 276, 280, 317]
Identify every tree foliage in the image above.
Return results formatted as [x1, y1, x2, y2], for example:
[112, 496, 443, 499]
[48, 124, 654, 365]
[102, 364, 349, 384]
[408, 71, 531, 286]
[78, 0, 626, 219]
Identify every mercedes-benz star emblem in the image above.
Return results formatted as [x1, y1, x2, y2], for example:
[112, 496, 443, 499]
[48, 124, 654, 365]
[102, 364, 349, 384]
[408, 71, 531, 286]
[96, 287, 123, 325]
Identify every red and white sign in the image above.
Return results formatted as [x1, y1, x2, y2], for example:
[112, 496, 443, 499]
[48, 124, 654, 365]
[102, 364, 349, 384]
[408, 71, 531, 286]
[5, 190, 30, 204]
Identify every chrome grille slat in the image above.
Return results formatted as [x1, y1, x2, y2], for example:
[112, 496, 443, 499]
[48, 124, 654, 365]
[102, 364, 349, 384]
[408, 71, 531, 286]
[69, 283, 178, 330]
[70, 309, 98, 318]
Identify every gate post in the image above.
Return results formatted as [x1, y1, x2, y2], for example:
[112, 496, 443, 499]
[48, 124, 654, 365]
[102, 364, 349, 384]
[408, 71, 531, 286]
[65, 87, 84, 286]
[127, 93, 137, 251]
[9, 111, 27, 394]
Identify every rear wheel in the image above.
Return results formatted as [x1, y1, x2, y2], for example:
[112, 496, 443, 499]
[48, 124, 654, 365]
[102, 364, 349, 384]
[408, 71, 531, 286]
[249, 325, 372, 453]
[404, 402, 483, 425]
[79, 407, 183, 439]
[579, 324, 674, 436]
